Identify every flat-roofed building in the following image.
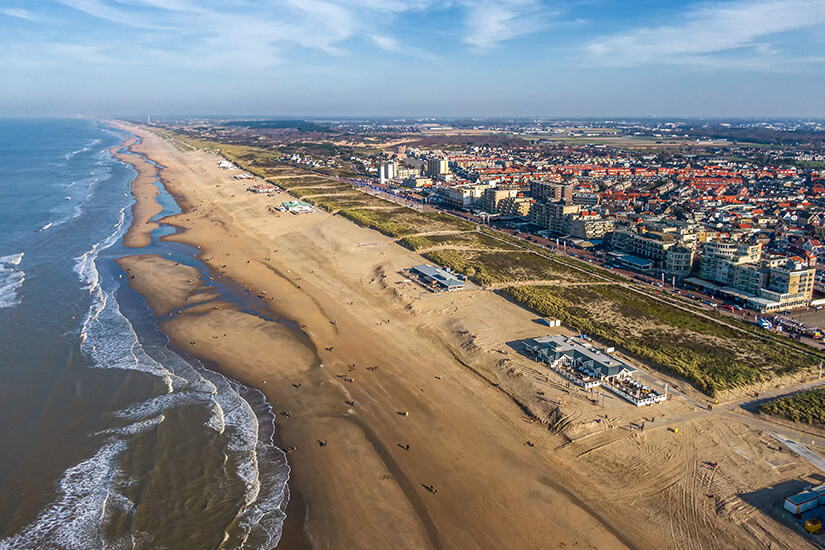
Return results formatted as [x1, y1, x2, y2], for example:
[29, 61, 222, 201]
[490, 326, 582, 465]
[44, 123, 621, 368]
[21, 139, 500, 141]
[529, 201, 580, 234]
[524, 335, 635, 382]
[427, 156, 449, 178]
[570, 217, 614, 240]
[530, 181, 574, 202]
[412, 264, 465, 291]
[497, 196, 532, 217]
[664, 244, 695, 277]
[480, 187, 518, 213]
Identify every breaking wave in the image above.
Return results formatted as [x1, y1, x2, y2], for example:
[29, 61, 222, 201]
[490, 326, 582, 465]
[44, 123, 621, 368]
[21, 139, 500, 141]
[2, 164, 288, 548]
[0, 253, 25, 309]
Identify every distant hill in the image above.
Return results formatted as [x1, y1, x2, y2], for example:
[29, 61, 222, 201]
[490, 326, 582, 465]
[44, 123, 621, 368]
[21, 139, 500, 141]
[223, 120, 331, 132]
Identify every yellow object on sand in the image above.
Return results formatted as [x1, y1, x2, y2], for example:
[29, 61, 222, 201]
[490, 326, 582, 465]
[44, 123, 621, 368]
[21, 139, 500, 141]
[805, 519, 821, 533]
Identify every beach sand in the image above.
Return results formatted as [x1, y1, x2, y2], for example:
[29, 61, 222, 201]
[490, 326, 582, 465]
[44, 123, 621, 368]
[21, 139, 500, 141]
[108, 123, 818, 550]
[111, 141, 163, 248]
[116, 254, 219, 317]
[109, 124, 633, 549]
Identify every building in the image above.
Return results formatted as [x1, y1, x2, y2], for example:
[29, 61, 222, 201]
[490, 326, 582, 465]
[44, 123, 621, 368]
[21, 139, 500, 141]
[480, 187, 518, 214]
[664, 245, 695, 277]
[427, 156, 449, 178]
[529, 201, 580, 234]
[524, 335, 666, 406]
[401, 175, 431, 188]
[569, 216, 614, 240]
[435, 183, 493, 209]
[572, 192, 600, 206]
[531, 181, 574, 202]
[695, 241, 815, 311]
[524, 335, 636, 381]
[758, 258, 816, 310]
[699, 242, 762, 283]
[612, 228, 677, 267]
[412, 264, 465, 291]
[497, 196, 532, 217]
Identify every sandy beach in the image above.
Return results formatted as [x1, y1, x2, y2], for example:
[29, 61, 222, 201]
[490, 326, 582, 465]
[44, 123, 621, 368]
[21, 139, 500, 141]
[111, 140, 163, 248]
[108, 122, 819, 550]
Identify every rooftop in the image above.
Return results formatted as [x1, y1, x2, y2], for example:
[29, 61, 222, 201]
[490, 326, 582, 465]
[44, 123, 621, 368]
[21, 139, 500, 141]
[412, 264, 465, 289]
[525, 335, 636, 378]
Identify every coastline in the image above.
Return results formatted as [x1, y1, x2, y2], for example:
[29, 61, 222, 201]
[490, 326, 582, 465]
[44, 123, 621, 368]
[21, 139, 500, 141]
[110, 140, 163, 248]
[105, 122, 818, 550]
[108, 123, 634, 549]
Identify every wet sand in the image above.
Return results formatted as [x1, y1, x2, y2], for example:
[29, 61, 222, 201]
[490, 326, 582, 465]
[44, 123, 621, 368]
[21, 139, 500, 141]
[116, 254, 219, 317]
[107, 122, 637, 549]
[111, 141, 163, 248]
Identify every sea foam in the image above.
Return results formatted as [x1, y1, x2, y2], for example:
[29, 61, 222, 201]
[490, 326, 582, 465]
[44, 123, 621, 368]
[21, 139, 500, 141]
[0, 253, 25, 309]
[1, 139, 288, 549]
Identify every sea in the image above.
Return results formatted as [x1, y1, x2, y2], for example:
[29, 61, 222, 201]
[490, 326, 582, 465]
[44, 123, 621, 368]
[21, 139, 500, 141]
[0, 119, 289, 549]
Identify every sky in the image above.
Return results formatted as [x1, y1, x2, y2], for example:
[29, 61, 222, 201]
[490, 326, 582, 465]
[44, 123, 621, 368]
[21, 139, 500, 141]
[2, 0, 825, 118]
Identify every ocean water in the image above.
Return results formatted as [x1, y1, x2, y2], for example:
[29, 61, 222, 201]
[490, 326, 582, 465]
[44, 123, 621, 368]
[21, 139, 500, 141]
[0, 119, 288, 549]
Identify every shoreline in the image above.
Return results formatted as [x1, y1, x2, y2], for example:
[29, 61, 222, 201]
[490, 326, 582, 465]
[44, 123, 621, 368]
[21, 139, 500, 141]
[108, 124, 634, 549]
[110, 140, 163, 248]
[106, 122, 819, 550]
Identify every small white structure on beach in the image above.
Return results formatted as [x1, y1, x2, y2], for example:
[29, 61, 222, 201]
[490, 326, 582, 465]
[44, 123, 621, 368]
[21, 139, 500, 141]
[277, 200, 315, 214]
[218, 160, 237, 170]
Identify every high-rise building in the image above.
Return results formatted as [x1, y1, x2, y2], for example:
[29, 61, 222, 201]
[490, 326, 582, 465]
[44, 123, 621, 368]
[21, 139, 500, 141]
[427, 157, 449, 178]
[530, 181, 574, 202]
[529, 202, 580, 234]
[699, 242, 761, 283]
[696, 241, 814, 311]
[480, 187, 518, 213]
[377, 161, 397, 184]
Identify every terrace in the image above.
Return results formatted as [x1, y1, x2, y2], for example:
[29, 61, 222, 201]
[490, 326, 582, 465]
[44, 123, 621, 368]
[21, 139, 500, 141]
[524, 334, 665, 406]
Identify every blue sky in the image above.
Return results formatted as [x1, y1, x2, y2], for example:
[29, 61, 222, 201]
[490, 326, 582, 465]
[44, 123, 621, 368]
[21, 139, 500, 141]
[2, 0, 824, 118]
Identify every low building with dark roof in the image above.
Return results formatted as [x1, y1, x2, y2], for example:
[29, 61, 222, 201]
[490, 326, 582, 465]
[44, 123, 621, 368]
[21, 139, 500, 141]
[524, 335, 635, 381]
[412, 264, 465, 291]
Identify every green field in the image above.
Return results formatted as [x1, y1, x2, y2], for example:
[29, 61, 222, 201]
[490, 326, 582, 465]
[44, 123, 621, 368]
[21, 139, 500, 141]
[760, 388, 825, 426]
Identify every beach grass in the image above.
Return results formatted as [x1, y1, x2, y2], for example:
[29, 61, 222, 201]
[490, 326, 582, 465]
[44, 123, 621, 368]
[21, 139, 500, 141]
[501, 284, 824, 396]
[338, 208, 417, 237]
[759, 388, 825, 426]
[398, 232, 519, 252]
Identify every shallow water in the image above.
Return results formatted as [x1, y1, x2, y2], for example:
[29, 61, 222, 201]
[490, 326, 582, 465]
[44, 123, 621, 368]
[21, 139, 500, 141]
[0, 120, 288, 549]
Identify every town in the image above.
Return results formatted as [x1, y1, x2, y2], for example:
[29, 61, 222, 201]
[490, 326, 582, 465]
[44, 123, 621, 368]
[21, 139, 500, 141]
[344, 120, 825, 330]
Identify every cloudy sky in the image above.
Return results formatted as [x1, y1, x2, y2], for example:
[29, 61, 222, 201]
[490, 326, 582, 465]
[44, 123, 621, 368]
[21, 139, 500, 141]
[2, 0, 824, 117]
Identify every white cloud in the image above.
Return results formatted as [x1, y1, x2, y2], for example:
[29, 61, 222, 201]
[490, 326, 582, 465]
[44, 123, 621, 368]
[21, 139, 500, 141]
[369, 34, 438, 60]
[57, 0, 164, 29]
[1, 8, 36, 20]
[460, 0, 547, 49]
[587, 0, 825, 67]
